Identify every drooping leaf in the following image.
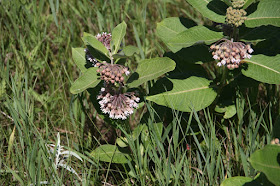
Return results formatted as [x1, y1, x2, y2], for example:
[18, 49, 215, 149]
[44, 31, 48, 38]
[156, 17, 191, 52]
[146, 76, 217, 112]
[90, 144, 131, 164]
[185, 0, 226, 23]
[82, 32, 108, 56]
[215, 104, 237, 119]
[127, 57, 176, 88]
[72, 48, 87, 73]
[220, 176, 257, 186]
[245, 0, 280, 28]
[112, 21, 127, 54]
[224, 105, 237, 119]
[123, 45, 139, 56]
[167, 26, 223, 53]
[241, 55, 280, 84]
[249, 145, 280, 185]
[70, 67, 101, 94]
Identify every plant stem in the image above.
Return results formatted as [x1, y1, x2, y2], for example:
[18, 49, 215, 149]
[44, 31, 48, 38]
[232, 26, 239, 41]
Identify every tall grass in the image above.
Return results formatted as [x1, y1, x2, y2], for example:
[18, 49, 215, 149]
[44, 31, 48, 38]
[0, 0, 278, 185]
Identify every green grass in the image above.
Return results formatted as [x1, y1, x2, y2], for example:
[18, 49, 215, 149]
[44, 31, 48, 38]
[0, 0, 279, 185]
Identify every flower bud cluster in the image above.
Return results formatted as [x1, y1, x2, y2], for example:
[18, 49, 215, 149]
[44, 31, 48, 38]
[95, 32, 112, 51]
[231, 0, 245, 8]
[226, 7, 247, 27]
[210, 39, 253, 69]
[271, 138, 280, 145]
[97, 88, 140, 120]
[84, 48, 98, 66]
[96, 62, 130, 84]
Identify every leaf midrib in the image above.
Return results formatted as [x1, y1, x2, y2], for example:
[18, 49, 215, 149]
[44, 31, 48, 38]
[153, 86, 209, 97]
[247, 17, 280, 21]
[244, 59, 280, 74]
[158, 24, 184, 35]
[251, 160, 280, 170]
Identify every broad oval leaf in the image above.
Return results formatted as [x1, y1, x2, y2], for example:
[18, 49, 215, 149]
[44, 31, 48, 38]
[90, 144, 131, 164]
[146, 76, 217, 112]
[249, 145, 280, 185]
[241, 55, 280, 84]
[245, 0, 280, 28]
[127, 57, 176, 88]
[167, 26, 223, 53]
[220, 177, 254, 186]
[82, 32, 108, 56]
[112, 21, 127, 54]
[156, 17, 189, 52]
[72, 48, 87, 73]
[123, 45, 139, 56]
[185, 0, 226, 23]
[70, 67, 101, 94]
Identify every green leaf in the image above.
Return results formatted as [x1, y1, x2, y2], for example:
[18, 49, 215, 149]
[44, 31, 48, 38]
[154, 122, 164, 139]
[224, 105, 236, 119]
[156, 17, 190, 52]
[146, 76, 217, 112]
[245, 0, 280, 28]
[127, 57, 176, 88]
[185, 0, 226, 23]
[90, 144, 131, 164]
[167, 26, 223, 53]
[82, 32, 108, 56]
[215, 104, 236, 119]
[112, 21, 127, 54]
[116, 137, 128, 148]
[240, 25, 280, 43]
[249, 145, 280, 185]
[220, 176, 255, 186]
[243, 0, 255, 9]
[242, 55, 280, 84]
[72, 48, 87, 73]
[123, 45, 139, 56]
[0, 79, 6, 99]
[70, 67, 101, 94]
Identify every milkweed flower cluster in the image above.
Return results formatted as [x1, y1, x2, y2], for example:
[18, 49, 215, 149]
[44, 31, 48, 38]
[95, 32, 112, 51]
[231, 0, 245, 8]
[226, 7, 247, 27]
[85, 32, 140, 120]
[210, 39, 253, 69]
[96, 62, 130, 84]
[97, 88, 140, 120]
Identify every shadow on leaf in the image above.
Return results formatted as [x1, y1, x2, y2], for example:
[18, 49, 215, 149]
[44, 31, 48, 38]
[207, 0, 227, 16]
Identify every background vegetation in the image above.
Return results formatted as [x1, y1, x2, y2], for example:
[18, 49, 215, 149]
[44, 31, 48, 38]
[0, 0, 279, 185]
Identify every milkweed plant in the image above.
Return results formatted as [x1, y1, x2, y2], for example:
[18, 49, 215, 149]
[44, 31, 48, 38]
[70, 0, 280, 185]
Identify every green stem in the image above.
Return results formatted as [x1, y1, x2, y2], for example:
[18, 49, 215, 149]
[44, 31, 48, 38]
[232, 26, 239, 41]
[221, 66, 228, 87]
